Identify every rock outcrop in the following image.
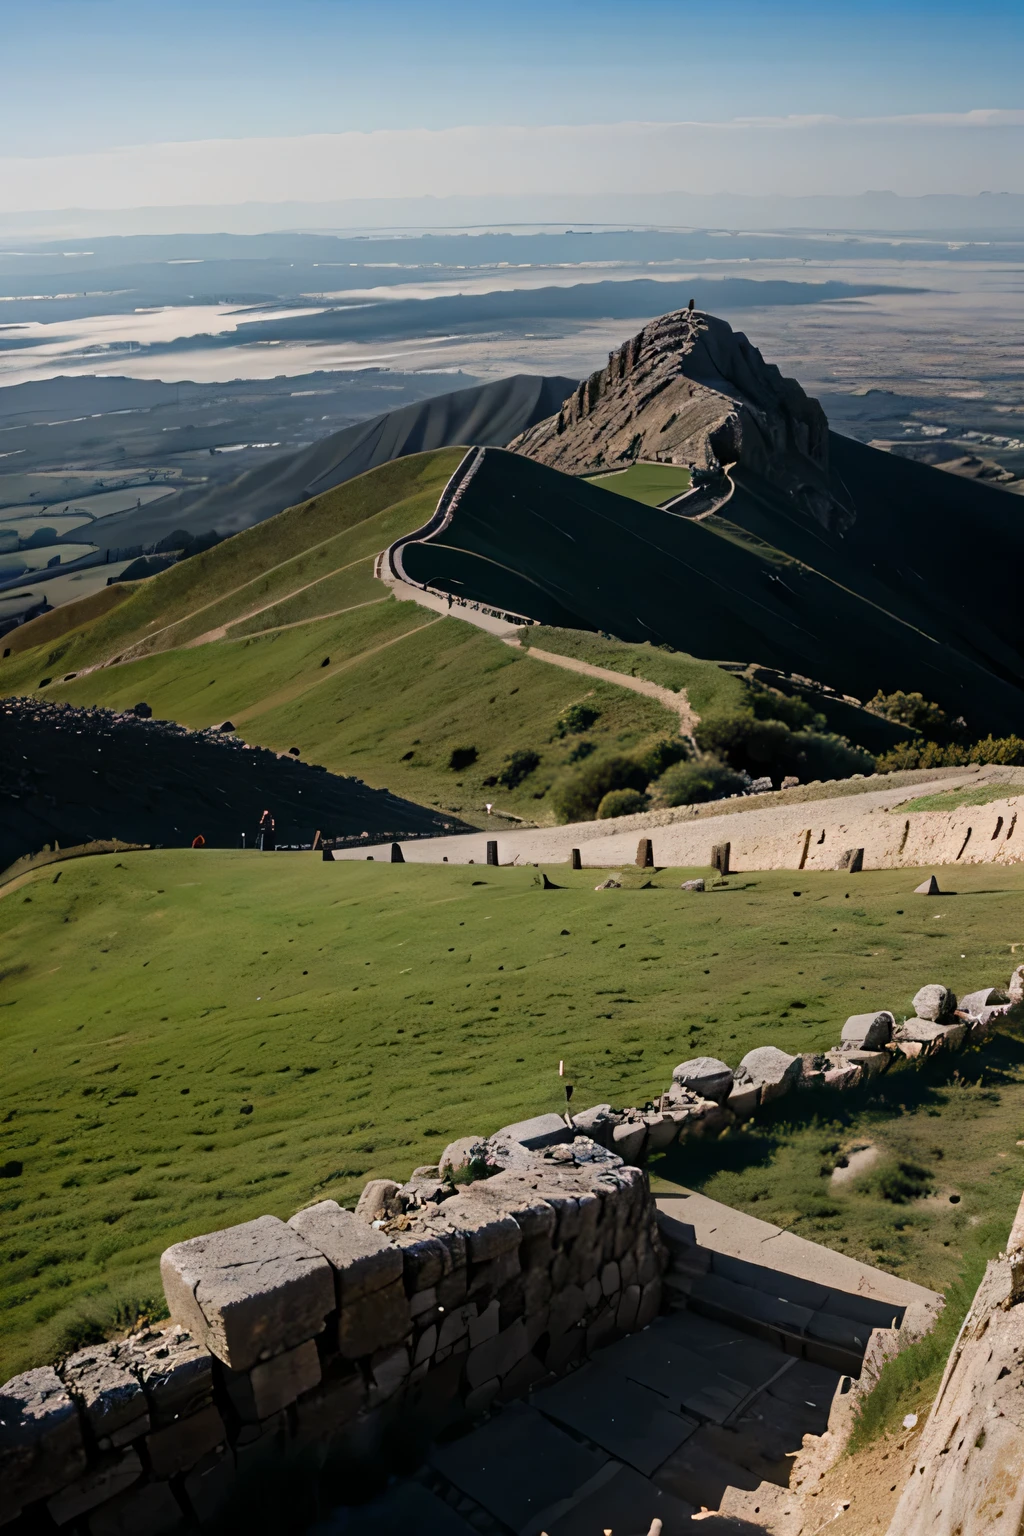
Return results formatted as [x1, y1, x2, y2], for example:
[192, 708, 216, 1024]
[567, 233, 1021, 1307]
[510, 308, 844, 530]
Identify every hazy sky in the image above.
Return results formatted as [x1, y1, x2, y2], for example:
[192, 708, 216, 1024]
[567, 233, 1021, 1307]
[2, 0, 1023, 209]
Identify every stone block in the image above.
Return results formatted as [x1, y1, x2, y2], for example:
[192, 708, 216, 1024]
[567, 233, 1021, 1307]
[47, 1449, 143, 1527]
[0, 1365, 86, 1525]
[438, 1135, 491, 1182]
[126, 1327, 213, 1430]
[337, 1277, 411, 1360]
[182, 1447, 235, 1525]
[841, 1011, 895, 1050]
[1010, 963, 1024, 1005]
[161, 1215, 334, 1372]
[836, 847, 863, 873]
[146, 1403, 225, 1479]
[895, 1018, 954, 1051]
[413, 1325, 438, 1367]
[354, 1178, 399, 1223]
[465, 1378, 501, 1415]
[726, 1083, 759, 1120]
[288, 1200, 403, 1305]
[223, 1338, 321, 1422]
[395, 1232, 448, 1290]
[523, 1266, 553, 1316]
[469, 1299, 501, 1347]
[601, 1261, 621, 1297]
[842, 1049, 890, 1078]
[439, 1196, 522, 1262]
[643, 1113, 678, 1151]
[291, 1370, 366, 1449]
[583, 1276, 602, 1310]
[496, 1113, 572, 1150]
[436, 1267, 469, 1310]
[960, 986, 1009, 1015]
[681, 878, 705, 891]
[437, 1304, 476, 1351]
[671, 1056, 733, 1103]
[586, 1306, 617, 1353]
[912, 984, 955, 1022]
[465, 1320, 528, 1389]
[569, 1104, 616, 1146]
[548, 1285, 586, 1338]
[62, 1342, 149, 1448]
[735, 1045, 801, 1103]
[498, 1274, 525, 1328]
[409, 1285, 437, 1320]
[636, 1279, 661, 1330]
[611, 1121, 647, 1163]
[368, 1345, 409, 1405]
[823, 1059, 863, 1090]
[88, 1480, 186, 1536]
[616, 1284, 641, 1333]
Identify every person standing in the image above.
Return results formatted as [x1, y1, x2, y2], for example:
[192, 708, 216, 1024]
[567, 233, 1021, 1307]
[258, 809, 276, 851]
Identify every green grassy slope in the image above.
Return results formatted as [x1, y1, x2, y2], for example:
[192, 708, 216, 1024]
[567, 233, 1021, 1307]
[400, 449, 1024, 737]
[0, 449, 466, 689]
[4, 851, 1024, 1377]
[19, 603, 681, 826]
[522, 627, 748, 717]
[584, 463, 692, 506]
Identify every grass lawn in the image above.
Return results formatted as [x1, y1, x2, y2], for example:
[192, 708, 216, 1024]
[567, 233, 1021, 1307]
[899, 785, 1022, 814]
[584, 462, 692, 506]
[3, 853, 1024, 1379]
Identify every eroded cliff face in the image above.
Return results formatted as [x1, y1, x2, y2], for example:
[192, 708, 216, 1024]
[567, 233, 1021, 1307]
[511, 309, 845, 530]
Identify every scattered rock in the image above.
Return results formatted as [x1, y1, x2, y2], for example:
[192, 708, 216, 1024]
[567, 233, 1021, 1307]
[680, 878, 705, 892]
[671, 1056, 734, 1104]
[912, 984, 956, 1022]
[735, 1045, 802, 1103]
[841, 1011, 895, 1050]
[594, 877, 620, 890]
[959, 986, 1009, 1016]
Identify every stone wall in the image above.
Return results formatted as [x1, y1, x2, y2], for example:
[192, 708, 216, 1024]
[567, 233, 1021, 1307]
[2, 969, 1017, 1533]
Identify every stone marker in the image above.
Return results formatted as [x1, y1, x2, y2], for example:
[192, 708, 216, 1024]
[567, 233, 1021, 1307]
[486, 840, 498, 866]
[710, 842, 730, 875]
[914, 875, 940, 895]
[1009, 964, 1024, 1005]
[570, 848, 582, 869]
[841, 1011, 895, 1050]
[734, 1045, 802, 1103]
[390, 843, 405, 863]
[837, 847, 864, 873]
[681, 878, 705, 891]
[635, 838, 654, 868]
[912, 983, 955, 1022]
[671, 1057, 734, 1103]
[160, 1215, 334, 1372]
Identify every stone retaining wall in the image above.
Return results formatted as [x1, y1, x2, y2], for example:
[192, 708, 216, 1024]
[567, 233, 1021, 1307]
[2, 969, 1019, 1533]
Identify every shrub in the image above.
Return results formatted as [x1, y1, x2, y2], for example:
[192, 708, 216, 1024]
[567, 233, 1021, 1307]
[650, 758, 747, 807]
[635, 736, 690, 779]
[550, 754, 649, 823]
[749, 687, 824, 732]
[875, 734, 1024, 773]
[554, 702, 601, 737]
[867, 690, 951, 737]
[567, 739, 596, 763]
[597, 788, 650, 819]
[875, 1159, 932, 1203]
[448, 746, 477, 771]
[496, 749, 540, 789]
[696, 713, 874, 784]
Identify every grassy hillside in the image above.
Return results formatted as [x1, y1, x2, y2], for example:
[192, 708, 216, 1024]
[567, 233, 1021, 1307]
[4, 851, 1024, 1377]
[400, 448, 1024, 737]
[584, 463, 692, 506]
[0, 449, 466, 685]
[522, 627, 749, 717]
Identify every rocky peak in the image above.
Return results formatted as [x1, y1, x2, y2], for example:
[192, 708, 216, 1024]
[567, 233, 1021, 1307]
[511, 309, 844, 529]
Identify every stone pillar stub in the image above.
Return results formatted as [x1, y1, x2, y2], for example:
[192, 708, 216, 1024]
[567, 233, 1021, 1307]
[160, 1215, 334, 1372]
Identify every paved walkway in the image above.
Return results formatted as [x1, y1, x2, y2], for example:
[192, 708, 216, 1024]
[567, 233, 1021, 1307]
[315, 1189, 939, 1536]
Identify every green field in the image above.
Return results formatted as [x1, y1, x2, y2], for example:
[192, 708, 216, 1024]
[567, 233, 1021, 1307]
[899, 784, 1022, 814]
[523, 627, 748, 718]
[584, 462, 692, 506]
[4, 852, 1024, 1379]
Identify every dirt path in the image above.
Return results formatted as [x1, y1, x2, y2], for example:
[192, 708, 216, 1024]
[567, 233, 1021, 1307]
[186, 555, 376, 647]
[511, 641, 699, 740]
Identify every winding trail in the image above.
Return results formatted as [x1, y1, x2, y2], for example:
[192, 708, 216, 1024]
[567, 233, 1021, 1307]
[510, 640, 699, 741]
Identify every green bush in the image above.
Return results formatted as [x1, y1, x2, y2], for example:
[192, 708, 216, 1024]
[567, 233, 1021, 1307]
[496, 749, 540, 789]
[867, 690, 952, 737]
[550, 754, 649, 823]
[696, 713, 874, 784]
[554, 702, 601, 737]
[596, 788, 650, 819]
[650, 758, 747, 807]
[876, 734, 1024, 773]
[635, 736, 690, 780]
[448, 746, 477, 771]
[749, 687, 825, 732]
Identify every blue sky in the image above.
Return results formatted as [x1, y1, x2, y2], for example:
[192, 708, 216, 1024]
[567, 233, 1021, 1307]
[2, 0, 1023, 209]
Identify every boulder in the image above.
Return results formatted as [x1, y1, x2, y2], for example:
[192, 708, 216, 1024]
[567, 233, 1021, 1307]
[160, 1215, 335, 1372]
[842, 1049, 890, 1079]
[642, 1112, 679, 1151]
[960, 986, 1010, 1016]
[823, 1058, 863, 1091]
[840, 1010, 895, 1050]
[726, 1082, 760, 1119]
[681, 878, 705, 892]
[671, 1056, 734, 1104]
[438, 1136, 492, 1183]
[354, 1179, 400, 1224]
[735, 1046, 801, 1103]
[796, 1052, 829, 1090]
[912, 984, 956, 1021]
[570, 1104, 618, 1146]
[611, 1122, 648, 1163]
[595, 877, 621, 890]
[895, 1018, 963, 1053]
